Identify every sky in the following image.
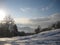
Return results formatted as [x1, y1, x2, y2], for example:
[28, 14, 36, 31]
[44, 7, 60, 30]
[0, 0, 60, 32]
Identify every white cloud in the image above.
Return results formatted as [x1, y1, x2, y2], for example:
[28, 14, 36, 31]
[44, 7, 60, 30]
[20, 8, 31, 12]
[41, 6, 51, 11]
[41, 2, 54, 11]
[41, 6, 49, 11]
[15, 13, 60, 28]
[15, 13, 60, 32]
[14, 18, 32, 24]
[30, 13, 60, 28]
[18, 26, 34, 33]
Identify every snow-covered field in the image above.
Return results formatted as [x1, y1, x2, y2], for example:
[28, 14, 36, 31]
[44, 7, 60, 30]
[0, 29, 60, 45]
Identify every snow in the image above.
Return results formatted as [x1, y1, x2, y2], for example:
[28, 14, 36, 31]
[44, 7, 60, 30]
[0, 29, 60, 45]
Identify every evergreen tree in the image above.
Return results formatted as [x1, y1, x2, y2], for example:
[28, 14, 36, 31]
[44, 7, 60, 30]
[55, 21, 60, 29]
[51, 21, 60, 29]
[35, 25, 41, 34]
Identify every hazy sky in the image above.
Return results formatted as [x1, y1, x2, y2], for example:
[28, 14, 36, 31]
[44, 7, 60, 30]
[0, 0, 60, 32]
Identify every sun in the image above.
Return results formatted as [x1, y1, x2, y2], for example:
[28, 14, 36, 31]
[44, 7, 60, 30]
[0, 9, 6, 20]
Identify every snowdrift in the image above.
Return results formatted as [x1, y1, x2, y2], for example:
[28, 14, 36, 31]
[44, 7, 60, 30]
[0, 29, 60, 45]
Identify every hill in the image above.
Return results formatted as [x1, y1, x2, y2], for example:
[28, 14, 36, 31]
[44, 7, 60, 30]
[0, 29, 60, 45]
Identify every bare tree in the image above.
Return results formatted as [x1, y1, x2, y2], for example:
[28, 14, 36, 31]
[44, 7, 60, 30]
[0, 15, 18, 37]
[3, 15, 14, 24]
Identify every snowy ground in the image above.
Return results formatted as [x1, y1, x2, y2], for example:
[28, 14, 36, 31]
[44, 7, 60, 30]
[0, 29, 60, 45]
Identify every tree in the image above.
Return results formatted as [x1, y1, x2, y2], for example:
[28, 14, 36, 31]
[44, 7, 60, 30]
[55, 21, 60, 29]
[51, 21, 60, 29]
[35, 25, 41, 34]
[13, 24, 18, 36]
[0, 15, 18, 37]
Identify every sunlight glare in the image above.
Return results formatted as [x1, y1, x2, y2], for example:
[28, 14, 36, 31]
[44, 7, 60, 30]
[0, 9, 6, 20]
[4, 44, 11, 45]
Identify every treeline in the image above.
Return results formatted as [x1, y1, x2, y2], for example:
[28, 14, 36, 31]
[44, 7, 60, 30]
[0, 15, 60, 37]
[17, 21, 60, 36]
[0, 15, 35, 37]
[17, 31, 35, 36]
[35, 21, 60, 33]
[0, 21, 60, 37]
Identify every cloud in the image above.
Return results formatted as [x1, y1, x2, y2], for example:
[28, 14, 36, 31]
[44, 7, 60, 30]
[14, 18, 32, 24]
[50, 13, 60, 21]
[18, 26, 34, 33]
[15, 13, 60, 28]
[41, 5, 51, 11]
[30, 13, 60, 28]
[20, 8, 31, 12]
[41, 1, 54, 11]
[15, 13, 60, 32]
